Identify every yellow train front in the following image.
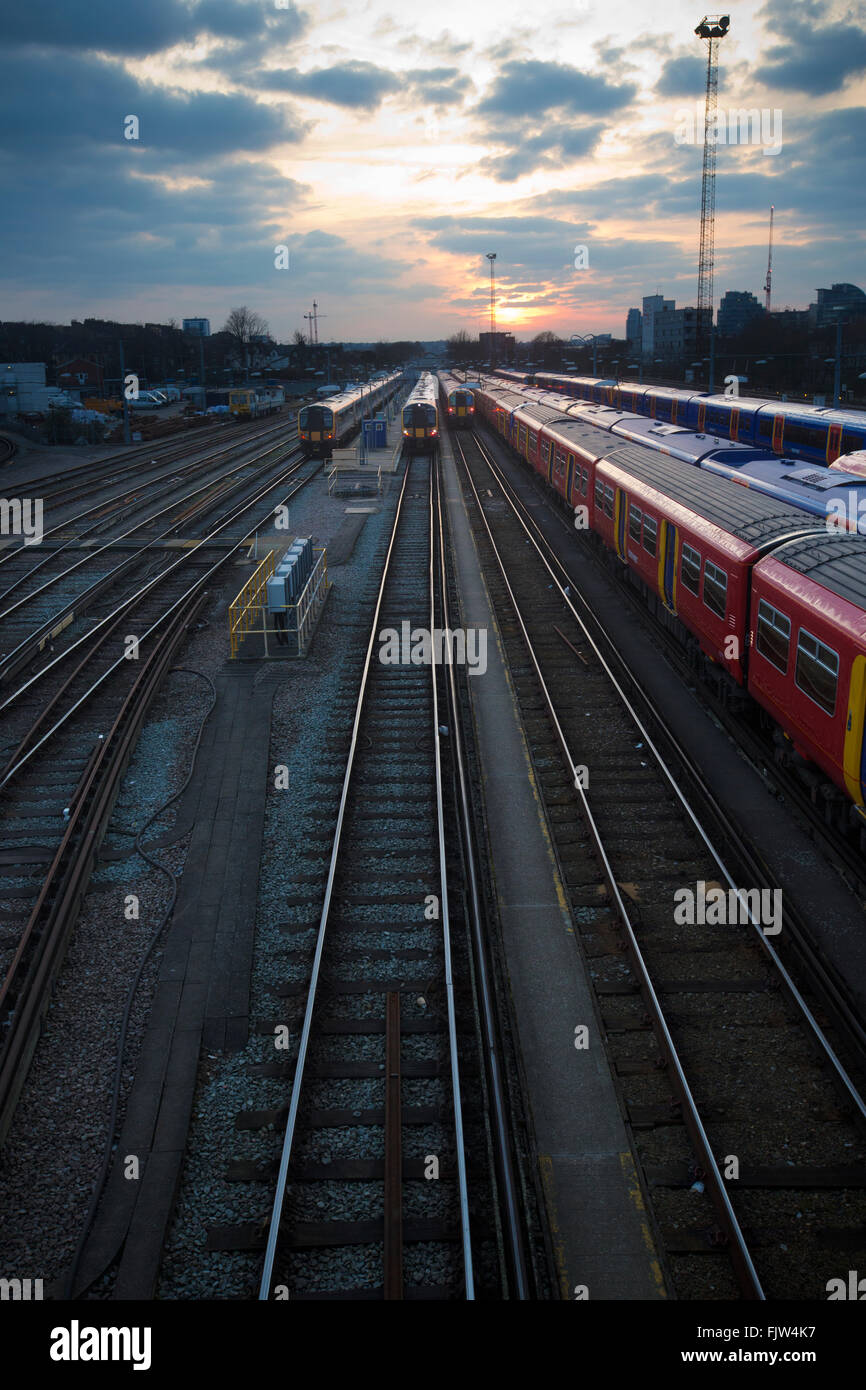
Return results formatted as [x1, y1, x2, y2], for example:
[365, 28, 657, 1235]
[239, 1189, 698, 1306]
[297, 401, 337, 456]
[437, 372, 475, 428]
[229, 387, 258, 419]
[401, 373, 439, 454]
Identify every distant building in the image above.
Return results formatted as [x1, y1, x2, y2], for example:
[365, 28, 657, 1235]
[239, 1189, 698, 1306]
[770, 307, 810, 331]
[641, 295, 674, 355]
[183, 318, 211, 337]
[809, 283, 866, 329]
[626, 308, 642, 351]
[717, 290, 764, 338]
[651, 306, 699, 361]
[479, 331, 515, 362]
[57, 358, 104, 393]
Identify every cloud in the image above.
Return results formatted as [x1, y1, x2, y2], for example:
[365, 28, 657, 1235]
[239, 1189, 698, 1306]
[654, 54, 708, 98]
[757, 0, 866, 94]
[477, 59, 637, 119]
[260, 60, 401, 109]
[2, 0, 308, 56]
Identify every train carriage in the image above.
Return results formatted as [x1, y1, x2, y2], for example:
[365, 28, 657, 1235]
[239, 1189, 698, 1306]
[401, 373, 440, 453]
[591, 445, 824, 684]
[298, 371, 401, 456]
[749, 536, 866, 818]
[437, 372, 476, 427]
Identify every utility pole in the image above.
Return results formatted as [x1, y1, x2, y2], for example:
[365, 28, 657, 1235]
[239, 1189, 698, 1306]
[695, 15, 730, 357]
[486, 253, 497, 371]
[764, 205, 774, 313]
[118, 339, 131, 445]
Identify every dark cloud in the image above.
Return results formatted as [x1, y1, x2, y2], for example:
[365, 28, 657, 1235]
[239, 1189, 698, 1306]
[0, 49, 308, 160]
[259, 60, 401, 109]
[758, 0, 866, 94]
[2, 0, 307, 55]
[654, 54, 708, 98]
[484, 123, 606, 181]
[477, 59, 637, 119]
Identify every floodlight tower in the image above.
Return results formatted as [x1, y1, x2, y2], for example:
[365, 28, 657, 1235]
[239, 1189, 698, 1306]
[486, 252, 497, 370]
[694, 14, 730, 356]
[764, 205, 774, 313]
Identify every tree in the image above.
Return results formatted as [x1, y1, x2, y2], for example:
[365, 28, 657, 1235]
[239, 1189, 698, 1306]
[222, 307, 270, 367]
[447, 330, 477, 365]
[293, 329, 306, 345]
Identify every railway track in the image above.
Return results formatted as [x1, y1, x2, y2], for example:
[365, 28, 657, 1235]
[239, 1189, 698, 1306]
[0, 447, 322, 1143]
[213, 451, 540, 1301]
[455, 427, 866, 1300]
[254, 456, 473, 1299]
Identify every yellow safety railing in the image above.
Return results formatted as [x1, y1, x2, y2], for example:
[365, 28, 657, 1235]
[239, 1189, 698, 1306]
[228, 549, 275, 658]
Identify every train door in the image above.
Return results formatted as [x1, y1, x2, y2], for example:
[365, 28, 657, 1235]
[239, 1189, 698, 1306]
[827, 424, 842, 464]
[843, 654, 866, 808]
[658, 521, 678, 612]
[771, 414, 784, 453]
[615, 488, 628, 561]
[697, 401, 706, 432]
[729, 406, 740, 441]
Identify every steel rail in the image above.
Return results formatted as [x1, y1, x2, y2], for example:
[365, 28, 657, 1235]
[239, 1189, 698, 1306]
[469, 430, 866, 1129]
[0, 417, 293, 573]
[0, 437, 298, 683]
[427, 457, 475, 1298]
[454, 432, 766, 1300]
[432, 449, 530, 1298]
[0, 450, 315, 765]
[258, 463, 414, 1300]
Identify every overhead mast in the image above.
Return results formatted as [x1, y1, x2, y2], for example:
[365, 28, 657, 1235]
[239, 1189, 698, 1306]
[764, 205, 775, 313]
[694, 15, 730, 358]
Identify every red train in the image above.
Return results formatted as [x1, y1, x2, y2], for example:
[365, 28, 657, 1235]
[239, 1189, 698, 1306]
[474, 381, 866, 831]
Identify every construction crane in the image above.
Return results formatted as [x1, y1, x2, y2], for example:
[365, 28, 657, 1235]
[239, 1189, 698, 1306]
[694, 14, 730, 355]
[303, 301, 327, 345]
[764, 205, 775, 313]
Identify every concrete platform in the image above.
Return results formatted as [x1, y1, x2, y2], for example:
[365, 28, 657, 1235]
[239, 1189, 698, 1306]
[440, 429, 666, 1301]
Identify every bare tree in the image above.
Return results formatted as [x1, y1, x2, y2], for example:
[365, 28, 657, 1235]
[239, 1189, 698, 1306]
[293, 329, 306, 346]
[223, 306, 270, 368]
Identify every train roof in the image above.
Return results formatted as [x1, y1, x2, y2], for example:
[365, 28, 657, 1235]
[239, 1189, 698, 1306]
[404, 373, 438, 406]
[598, 444, 827, 550]
[765, 534, 866, 612]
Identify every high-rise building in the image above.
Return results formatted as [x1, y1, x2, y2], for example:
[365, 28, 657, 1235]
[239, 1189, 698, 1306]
[717, 290, 764, 338]
[626, 308, 642, 351]
[651, 306, 698, 361]
[809, 284, 866, 329]
[641, 295, 674, 355]
[183, 318, 211, 337]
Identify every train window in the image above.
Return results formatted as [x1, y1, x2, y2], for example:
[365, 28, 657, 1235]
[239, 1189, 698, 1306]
[629, 504, 642, 542]
[603, 484, 614, 518]
[594, 479, 604, 510]
[795, 629, 838, 716]
[580, 466, 589, 496]
[756, 600, 791, 673]
[518, 425, 527, 450]
[545, 439, 553, 465]
[757, 416, 773, 440]
[703, 561, 727, 619]
[842, 430, 865, 454]
[681, 544, 701, 596]
[529, 431, 538, 454]
[642, 515, 657, 556]
[785, 422, 824, 448]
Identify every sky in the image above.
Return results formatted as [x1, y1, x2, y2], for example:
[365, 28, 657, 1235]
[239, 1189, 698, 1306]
[1, 0, 865, 342]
